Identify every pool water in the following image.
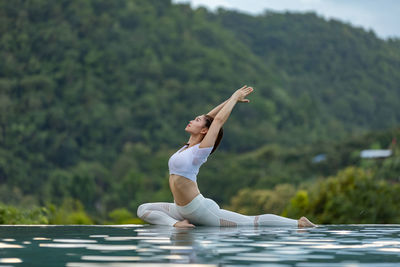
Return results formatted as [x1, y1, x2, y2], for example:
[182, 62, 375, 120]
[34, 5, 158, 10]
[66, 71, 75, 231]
[1, 224, 400, 266]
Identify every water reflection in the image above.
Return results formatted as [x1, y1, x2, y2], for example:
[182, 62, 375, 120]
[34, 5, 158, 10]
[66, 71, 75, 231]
[0, 225, 400, 266]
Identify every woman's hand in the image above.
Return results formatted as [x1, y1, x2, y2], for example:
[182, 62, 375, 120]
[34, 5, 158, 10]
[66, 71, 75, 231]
[233, 85, 254, 103]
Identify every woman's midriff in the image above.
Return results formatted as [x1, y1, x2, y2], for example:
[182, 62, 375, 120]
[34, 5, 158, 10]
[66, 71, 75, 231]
[169, 174, 200, 206]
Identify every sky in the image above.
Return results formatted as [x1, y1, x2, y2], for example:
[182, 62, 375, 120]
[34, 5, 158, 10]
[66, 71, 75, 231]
[173, 0, 400, 40]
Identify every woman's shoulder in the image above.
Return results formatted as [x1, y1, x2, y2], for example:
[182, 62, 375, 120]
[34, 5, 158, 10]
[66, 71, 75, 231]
[185, 143, 213, 153]
[193, 143, 213, 155]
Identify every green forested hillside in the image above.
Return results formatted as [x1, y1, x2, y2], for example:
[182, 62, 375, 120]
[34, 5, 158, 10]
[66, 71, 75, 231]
[0, 0, 400, 223]
[213, 10, 400, 142]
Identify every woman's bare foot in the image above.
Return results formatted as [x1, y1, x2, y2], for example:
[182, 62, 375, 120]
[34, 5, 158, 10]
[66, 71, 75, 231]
[298, 216, 316, 227]
[174, 219, 195, 228]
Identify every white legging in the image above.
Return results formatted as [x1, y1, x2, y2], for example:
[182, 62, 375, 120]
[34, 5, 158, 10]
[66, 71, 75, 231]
[137, 194, 298, 227]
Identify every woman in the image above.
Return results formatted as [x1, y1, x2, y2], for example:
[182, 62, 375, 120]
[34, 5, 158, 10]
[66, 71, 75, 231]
[137, 85, 315, 228]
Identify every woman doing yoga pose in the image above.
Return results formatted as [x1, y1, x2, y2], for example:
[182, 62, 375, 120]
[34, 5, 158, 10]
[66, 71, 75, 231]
[137, 86, 315, 228]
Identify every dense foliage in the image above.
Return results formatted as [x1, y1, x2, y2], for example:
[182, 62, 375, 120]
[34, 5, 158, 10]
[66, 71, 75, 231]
[0, 0, 399, 224]
[285, 166, 400, 224]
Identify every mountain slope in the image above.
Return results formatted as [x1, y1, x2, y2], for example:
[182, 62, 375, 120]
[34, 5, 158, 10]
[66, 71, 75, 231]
[0, 0, 400, 214]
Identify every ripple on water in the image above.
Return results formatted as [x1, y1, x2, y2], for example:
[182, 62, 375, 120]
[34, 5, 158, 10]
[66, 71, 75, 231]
[86, 244, 138, 251]
[0, 258, 23, 263]
[213, 247, 253, 254]
[33, 237, 51, 240]
[53, 239, 97, 243]
[67, 264, 217, 267]
[39, 243, 89, 248]
[0, 242, 24, 248]
[226, 253, 281, 263]
[159, 245, 193, 250]
[136, 247, 164, 254]
[105, 236, 169, 241]
[81, 256, 142, 261]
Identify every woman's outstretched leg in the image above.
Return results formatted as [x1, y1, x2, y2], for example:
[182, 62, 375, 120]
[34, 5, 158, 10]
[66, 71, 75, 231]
[137, 202, 191, 227]
[217, 207, 315, 227]
[217, 206, 315, 227]
[216, 208, 299, 227]
[177, 195, 315, 227]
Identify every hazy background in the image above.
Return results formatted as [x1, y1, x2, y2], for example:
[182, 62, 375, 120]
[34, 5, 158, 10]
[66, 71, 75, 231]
[174, 0, 400, 39]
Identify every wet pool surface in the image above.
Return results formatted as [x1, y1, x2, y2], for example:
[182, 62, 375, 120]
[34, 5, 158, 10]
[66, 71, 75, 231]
[1, 224, 400, 266]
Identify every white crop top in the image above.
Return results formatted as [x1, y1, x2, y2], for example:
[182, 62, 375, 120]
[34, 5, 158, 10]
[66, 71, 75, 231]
[168, 144, 213, 182]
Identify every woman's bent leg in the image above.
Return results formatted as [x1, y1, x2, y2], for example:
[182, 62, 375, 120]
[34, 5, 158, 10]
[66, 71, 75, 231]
[137, 202, 184, 226]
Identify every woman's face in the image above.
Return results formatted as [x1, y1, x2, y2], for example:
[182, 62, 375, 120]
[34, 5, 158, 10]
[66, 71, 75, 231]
[185, 115, 208, 134]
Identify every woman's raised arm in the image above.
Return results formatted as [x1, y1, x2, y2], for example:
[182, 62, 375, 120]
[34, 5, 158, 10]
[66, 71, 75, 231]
[207, 88, 252, 118]
[200, 85, 253, 148]
[206, 100, 228, 119]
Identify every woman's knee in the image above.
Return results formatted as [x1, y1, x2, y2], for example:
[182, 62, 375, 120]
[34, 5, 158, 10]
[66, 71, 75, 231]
[137, 203, 150, 218]
[205, 198, 220, 211]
